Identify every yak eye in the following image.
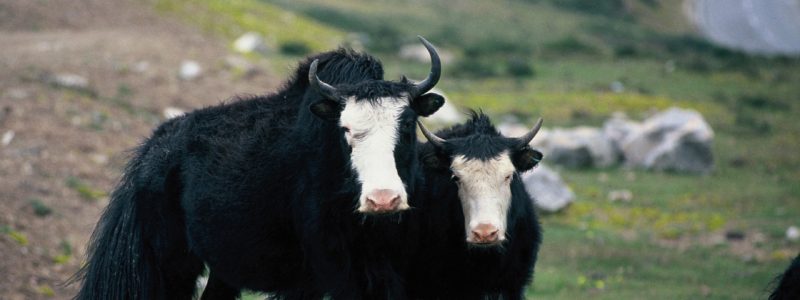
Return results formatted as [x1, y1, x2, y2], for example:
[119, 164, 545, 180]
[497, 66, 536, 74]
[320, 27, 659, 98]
[342, 126, 351, 133]
[505, 174, 512, 182]
[451, 174, 460, 183]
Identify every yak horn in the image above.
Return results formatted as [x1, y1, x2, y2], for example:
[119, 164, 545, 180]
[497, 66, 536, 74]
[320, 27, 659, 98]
[417, 121, 446, 148]
[409, 36, 441, 97]
[308, 59, 338, 100]
[517, 118, 543, 147]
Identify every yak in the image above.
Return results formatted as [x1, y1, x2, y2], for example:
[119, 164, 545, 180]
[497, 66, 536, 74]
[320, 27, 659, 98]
[408, 112, 543, 300]
[75, 37, 445, 300]
[769, 253, 800, 300]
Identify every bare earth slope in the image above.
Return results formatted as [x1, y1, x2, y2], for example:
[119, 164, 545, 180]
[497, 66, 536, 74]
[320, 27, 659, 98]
[0, 1, 278, 298]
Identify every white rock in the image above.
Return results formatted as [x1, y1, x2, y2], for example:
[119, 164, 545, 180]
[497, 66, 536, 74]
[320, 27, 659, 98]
[399, 43, 454, 64]
[621, 107, 714, 174]
[603, 112, 642, 158]
[787, 226, 800, 241]
[608, 189, 633, 202]
[163, 107, 186, 119]
[1, 130, 14, 147]
[133, 61, 150, 73]
[497, 122, 529, 138]
[532, 126, 619, 168]
[424, 88, 464, 125]
[179, 60, 202, 80]
[233, 32, 269, 54]
[47, 73, 89, 90]
[610, 81, 625, 93]
[522, 164, 575, 213]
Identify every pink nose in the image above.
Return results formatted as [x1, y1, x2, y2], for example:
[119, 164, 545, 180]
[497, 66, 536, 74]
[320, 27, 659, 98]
[471, 223, 500, 244]
[365, 189, 401, 213]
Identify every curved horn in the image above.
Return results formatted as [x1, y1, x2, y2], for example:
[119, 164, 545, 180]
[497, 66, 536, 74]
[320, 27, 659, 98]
[517, 118, 543, 147]
[410, 36, 441, 97]
[417, 121, 446, 148]
[308, 59, 338, 100]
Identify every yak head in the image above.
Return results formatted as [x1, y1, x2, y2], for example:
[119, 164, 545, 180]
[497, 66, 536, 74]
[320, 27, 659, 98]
[307, 36, 445, 215]
[419, 114, 543, 245]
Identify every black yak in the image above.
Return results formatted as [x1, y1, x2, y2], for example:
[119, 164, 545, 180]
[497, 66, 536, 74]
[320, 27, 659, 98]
[75, 37, 445, 299]
[770, 253, 800, 300]
[409, 113, 543, 300]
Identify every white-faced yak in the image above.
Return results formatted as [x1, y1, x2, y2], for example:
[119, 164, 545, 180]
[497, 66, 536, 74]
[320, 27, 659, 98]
[770, 253, 800, 300]
[74, 37, 445, 300]
[409, 112, 543, 300]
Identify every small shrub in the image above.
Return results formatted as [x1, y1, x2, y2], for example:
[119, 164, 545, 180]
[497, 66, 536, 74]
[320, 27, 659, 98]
[738, 95, 790, 111]
[505, 57, 536, 78]
[451, 58, 501, 78]
[30, 199, 53, 217]
[545, 36, 599, 56]
[279, 41, 311, 56]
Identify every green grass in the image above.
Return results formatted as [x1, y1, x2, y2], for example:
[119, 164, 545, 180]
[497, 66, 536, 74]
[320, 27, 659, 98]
[155, 0, 800, 298]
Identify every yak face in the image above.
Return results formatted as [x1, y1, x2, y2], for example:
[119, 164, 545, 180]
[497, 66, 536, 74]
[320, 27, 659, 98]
[311, 93, 443, 214]
[419, 116, 543, 245]
[450, 152, 517, 245]
[307, 37, 444, 214]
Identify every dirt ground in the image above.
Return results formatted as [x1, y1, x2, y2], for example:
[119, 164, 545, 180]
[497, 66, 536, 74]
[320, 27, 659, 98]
[0, 0, 280, 298]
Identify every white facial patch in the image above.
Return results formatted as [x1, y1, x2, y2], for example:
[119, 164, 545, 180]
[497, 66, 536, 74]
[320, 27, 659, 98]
[451, 151, 516, 242]
[340, 96, 410, 212]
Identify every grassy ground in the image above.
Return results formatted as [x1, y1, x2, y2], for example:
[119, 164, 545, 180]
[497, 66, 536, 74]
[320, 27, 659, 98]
[156, 0, 800, 298]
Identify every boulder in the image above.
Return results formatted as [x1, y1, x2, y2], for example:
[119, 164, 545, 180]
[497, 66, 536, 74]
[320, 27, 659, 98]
[424, 88, 464, 125]
[398, 43, 454, 64]
[603, 112, 641, 159]
[521, 165, 575, 213]
[787, 226, 800, 242]
[233, 32, 269, 55]
[532, 127, 618, 168]
[621, 107, 714, 174]
[163, 107, 186, 119]
[179, 60, 202, 81]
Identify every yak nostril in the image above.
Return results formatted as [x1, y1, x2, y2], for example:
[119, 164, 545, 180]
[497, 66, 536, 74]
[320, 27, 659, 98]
[365, 189, 402, 212]
[472, 224, 500, 243]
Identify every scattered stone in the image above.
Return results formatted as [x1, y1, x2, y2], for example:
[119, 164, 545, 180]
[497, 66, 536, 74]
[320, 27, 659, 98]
[787, 226, 800, 241]
[424, 88, 464, 125]
[179, 60, 202, 81]
[233, 32, 269, 55]
[2, 130, 15, 147]
[6, 88, 29, 99]
[133, 60, 150, 73]
[225, 56, 261, 78]
[621, 107, 714, 174]
[45, 73, 89, 90]
[399, 43, 454, 64]
[610, 81, 625, 93]
[89, 153, 109, 165]
[607, 189, 633, 202]
[163, 107, 186, 119]
[532, 126, 618, 168]
[521, 165, 575, 213]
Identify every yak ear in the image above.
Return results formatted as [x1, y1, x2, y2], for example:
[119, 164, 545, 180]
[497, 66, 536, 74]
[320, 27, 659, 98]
[412, 93, 445, 117]
[511, 146, 543, 172]
[420, 147, 450, 171]
[309, 99, 342, 121]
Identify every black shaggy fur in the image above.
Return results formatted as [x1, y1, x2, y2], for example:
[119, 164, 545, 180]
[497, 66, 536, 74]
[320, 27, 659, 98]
[74, 48, 442, 300]
[769, 253, 800, 300]
[409, 113, 542, 300]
